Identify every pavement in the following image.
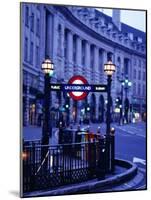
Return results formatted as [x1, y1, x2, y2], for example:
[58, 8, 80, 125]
[23, 159, 141, 197]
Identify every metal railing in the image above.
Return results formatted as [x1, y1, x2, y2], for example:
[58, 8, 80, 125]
[22, 139, 107, 193]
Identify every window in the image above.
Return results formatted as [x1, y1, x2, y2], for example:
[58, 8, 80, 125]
[142, 85, 145, 96]
[37, 5, 40, 11]
[133, 83, 136, 95]
[36, 18, 40, 36]
[138, 84, 141, 95]
[143, 61, 146, 69]
[139, 60, 141, 68]
[31, 13, 34, 32]
[30, 42, 34, 64]
[24, 37, 28, 61]
[25, 6, 29, 26]
[128, 33, 133, 40]
[138, 70, 141, 80]
[138, 37, 142, 43]
[124, 58, 129, 76]
[36, 46, 39, 67]
[134, 58, 136, 66]
[143, 72, 146, 81]
[133, 69, 136, 79]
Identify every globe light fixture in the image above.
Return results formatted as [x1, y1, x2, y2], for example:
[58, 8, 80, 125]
[125, 79, 128, 83]
[65, 104, 69, 109]
[122, 81, 125, 86]
[105, 100, 108, 104]
[128, 81, 132, 87]
[104, 60, 116, 76]
[42, 58, 54, 76]
[87, 107, 90, 111]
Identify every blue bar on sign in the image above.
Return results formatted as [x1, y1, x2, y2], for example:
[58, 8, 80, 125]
[49, 84, 107, 92]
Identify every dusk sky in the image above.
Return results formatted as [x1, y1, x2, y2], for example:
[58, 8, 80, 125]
[98, 8, 146, 32]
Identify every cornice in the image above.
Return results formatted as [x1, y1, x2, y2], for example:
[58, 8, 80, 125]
[54, 6, 146, 59]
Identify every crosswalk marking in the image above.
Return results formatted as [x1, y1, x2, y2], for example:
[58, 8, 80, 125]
[133, 157, 146, 165]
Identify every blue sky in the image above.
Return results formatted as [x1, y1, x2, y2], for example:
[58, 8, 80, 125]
[98, 8, 146, 32]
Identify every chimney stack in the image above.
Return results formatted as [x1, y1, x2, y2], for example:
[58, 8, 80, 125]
[112, 9, 121, 31]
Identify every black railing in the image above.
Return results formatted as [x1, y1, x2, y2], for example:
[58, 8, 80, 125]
[22, 139, 106, 193]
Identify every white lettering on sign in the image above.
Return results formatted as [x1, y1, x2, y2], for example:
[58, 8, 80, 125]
[64, 85, 91, 91]
[95, 86, 106, 91]
[51, 85, 60, 90]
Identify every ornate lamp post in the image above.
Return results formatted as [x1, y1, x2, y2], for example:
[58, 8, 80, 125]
[41, 58, 54, 165]
[117, 73, 132, 125]
[123, 77, 132, 123]
[117, 74, 124, 125]
[104, 60, 116, 172]
[123, 78, 132, 98]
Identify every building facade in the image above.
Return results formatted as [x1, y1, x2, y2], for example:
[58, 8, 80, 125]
[21, 3, 146, 126]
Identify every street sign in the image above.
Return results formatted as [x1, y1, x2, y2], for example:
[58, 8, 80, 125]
[49, 76, 107, 100]
[68, 75, 88, 100]
[50, 83, 107, 92]
[50, 86, 107, 102]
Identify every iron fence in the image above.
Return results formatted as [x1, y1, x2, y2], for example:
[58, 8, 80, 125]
[22, 139, 106, 193]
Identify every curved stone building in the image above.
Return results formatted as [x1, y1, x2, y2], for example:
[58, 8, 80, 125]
[21, 3, 146, 126]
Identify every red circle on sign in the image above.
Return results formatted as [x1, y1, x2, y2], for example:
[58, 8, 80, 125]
[68, 75, 88, 100]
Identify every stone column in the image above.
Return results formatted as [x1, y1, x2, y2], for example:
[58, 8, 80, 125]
[101, 49, 107, 83]
[46, 13, 53, 58]
[94, 46, 100, 83]
[85, 42, 91, 82]
[60, 24, 65, 57]
[76, 36, 82, 74]
[66, 30, 73, 78]
[60, 24, 65, 78]
[52, 15, 59, 77]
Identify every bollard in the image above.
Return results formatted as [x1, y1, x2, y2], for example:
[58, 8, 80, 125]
[110, 127, 115, 172]
[97, 138, 105, 180]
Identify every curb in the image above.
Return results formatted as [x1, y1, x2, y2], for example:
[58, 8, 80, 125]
[24, 159, 138, 197]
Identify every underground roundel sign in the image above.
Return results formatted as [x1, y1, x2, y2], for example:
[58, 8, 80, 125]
[68, 75, 88, 100]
